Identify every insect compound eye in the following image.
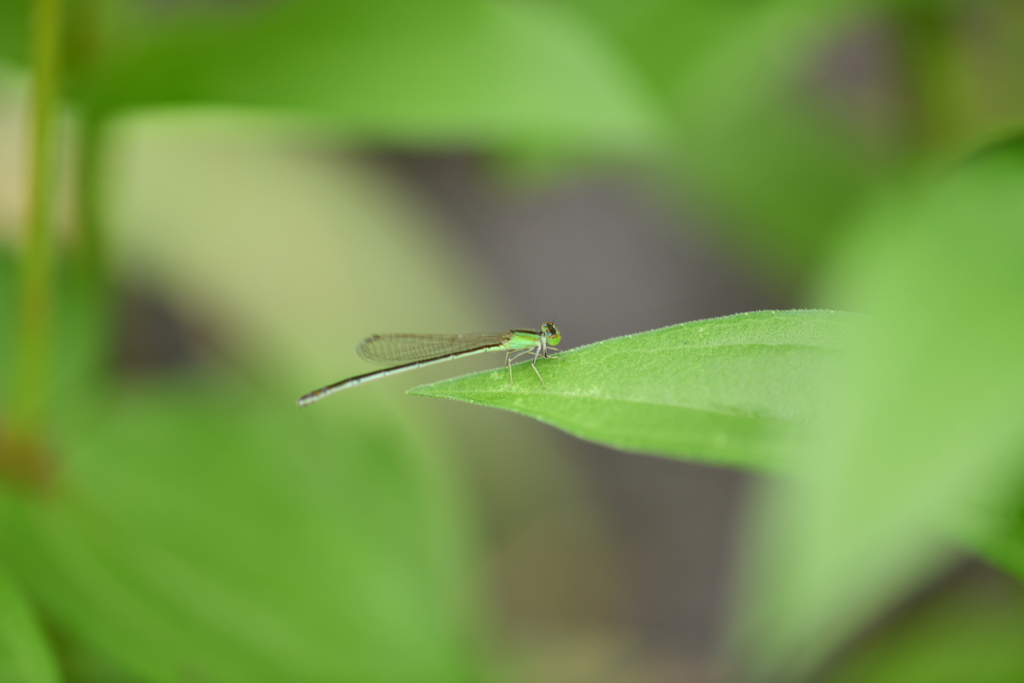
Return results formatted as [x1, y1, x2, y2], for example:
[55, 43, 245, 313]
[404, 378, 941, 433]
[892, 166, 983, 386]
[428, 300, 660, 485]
[543, 322, 561, 345]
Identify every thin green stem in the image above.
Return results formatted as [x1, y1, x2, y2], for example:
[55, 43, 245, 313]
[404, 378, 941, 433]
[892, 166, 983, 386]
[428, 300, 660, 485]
[77, 114, 105, 286]
[11, 0, 63, 439]
[68, 0, 105, 287]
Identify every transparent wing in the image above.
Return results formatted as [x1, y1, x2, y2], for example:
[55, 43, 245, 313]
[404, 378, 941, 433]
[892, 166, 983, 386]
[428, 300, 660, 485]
[356, 332, 508, 364]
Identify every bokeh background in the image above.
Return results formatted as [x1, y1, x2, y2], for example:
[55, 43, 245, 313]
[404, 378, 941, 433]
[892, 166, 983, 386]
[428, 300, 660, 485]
[2, 1, 1024, 682]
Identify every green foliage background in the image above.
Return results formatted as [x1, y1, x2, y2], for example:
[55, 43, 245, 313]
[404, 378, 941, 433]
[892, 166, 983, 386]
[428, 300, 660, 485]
[1, 0, 1024, 681]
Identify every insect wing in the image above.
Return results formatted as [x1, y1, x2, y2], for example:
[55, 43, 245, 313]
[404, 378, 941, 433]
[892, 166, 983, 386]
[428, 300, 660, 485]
[356, 332, 508, 364]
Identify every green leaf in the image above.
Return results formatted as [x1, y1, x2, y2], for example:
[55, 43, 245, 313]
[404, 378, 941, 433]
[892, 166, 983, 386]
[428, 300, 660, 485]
[823, 574, 1024, 683]
[737, 138, 1024, 681]
[0, 567, 62, 683]
[77, 0, 662, 152]
[563, 0, 879, 280]
[0, 0, 30, 65]
[967, 493, 1024, 586]
[412, 310, 856, 469]
[1, 384, 480, 682]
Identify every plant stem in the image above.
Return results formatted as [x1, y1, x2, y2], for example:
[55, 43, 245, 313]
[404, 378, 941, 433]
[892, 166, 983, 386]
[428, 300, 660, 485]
[77, 115, 104, 285]
[12, 0, 64, 439]
[68, 0, 105, 287]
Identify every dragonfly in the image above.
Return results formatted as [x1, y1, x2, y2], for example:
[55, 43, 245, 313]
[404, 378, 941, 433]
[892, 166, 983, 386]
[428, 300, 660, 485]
[297, 322, 561, 406]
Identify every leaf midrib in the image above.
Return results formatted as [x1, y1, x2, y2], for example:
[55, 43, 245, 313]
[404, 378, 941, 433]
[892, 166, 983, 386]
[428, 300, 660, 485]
[420, 387, 801, 424]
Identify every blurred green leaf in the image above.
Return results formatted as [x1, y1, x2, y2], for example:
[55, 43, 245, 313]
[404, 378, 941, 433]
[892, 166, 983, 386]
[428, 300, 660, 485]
[75, 0, 662, 152]
[0, 566, 61, 683]
[739, 137, 1024, 681]
[564, 0, 881, 279]
[412, 310, 856, 469]
[104, 117, 495, 377]
[969, 495, 1024, 586]
[0, 0, 30, 65]
[666, 2, 876, 275]
[1, 384, 480, 682]
[823, 573, 1024, 683]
